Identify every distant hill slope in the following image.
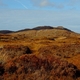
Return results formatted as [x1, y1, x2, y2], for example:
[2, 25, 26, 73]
[16, 26, 54, 32]
[0, 26, 75, 34]
[16, 29, 31, 32]
[55, 26, 72, 31]
[0, 26, 80, 40]
[16, 26, 72, 32]
[32, 26, 54, 30]
[0, 30, 14, 34]
[10, 26, 80, 40]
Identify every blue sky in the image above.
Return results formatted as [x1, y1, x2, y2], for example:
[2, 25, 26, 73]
[0, 0, 80, 33]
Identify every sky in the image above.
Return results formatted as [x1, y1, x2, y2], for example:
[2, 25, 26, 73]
[0, 0, 80, 33]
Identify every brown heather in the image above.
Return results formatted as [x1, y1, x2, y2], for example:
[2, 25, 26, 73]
[0, 26, 80, 80]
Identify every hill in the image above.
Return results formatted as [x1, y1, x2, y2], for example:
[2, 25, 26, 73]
[32, 26, 54, 30]
[10, 26, 80, 40]
[16, 26, 72, 32]
[0, 30, 14, 34]
[0, 26, 80, 80]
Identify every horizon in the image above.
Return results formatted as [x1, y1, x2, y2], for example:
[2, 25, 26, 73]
[0, 26, 79, 34]
[0, 0, 80, 33]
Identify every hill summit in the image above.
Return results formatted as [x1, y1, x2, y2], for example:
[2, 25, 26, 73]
[17, 26, 72, 32]
[11, 26, 79, 40]
[32, 26, 54, 30]
[0, 26, 74, 34]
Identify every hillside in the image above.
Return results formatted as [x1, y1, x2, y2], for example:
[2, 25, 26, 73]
[0, 26, 80, 80]
[0, 30, 14, 34]
[10, 26, 80, 40]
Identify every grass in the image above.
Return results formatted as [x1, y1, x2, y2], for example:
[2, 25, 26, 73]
[0, 29, 80, 80]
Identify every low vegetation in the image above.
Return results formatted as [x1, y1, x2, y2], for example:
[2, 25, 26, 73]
[0, 54, 80, 80]
[0, 26, 80, 80]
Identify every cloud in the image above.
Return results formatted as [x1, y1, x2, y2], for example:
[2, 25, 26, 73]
[39, 0, 54, 7]
[30, 0, 80, 10]
[30, 0, 65, 9]
[30, 0, 55, 7]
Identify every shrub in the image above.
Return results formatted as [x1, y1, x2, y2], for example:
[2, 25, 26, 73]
[0, 54, 80, 80]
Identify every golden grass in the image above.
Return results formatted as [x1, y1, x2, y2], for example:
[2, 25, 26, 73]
[0, 29, 80, 70]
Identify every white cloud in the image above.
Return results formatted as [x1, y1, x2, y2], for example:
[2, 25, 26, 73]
[30, 0, 66, 9]
[30, 0, 55, 7]
[30, 0, 80, 10]
[39, 0, 54, 7]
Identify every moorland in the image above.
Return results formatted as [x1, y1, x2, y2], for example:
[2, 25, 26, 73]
[0, 26, 80, 80]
